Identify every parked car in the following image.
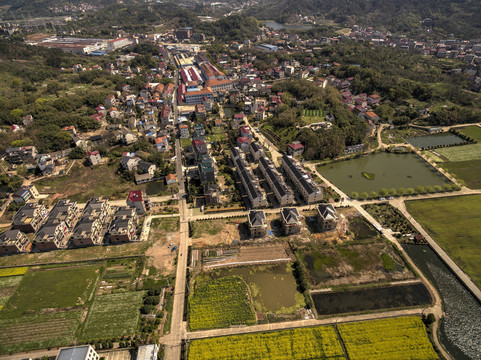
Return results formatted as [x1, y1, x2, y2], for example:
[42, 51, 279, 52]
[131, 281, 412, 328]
[171, 246, 178, 252]
[168, 242, 174, 248]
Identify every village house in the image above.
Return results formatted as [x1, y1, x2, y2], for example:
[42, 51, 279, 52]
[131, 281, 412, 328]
[287, 142, 304, 157]
[259, 156, 295, 207]
[155, 136, 169, 152]
[249, 142, 264, 161]
[70, 198, 111, 247]
[165, 173, 177, 185]
[12, 203, 48, 233]
[108, 207, 138, 243]
[179, 124, 190, 139]
[280, 207, 301, 235]
[248, 210, 267, 238]
[204, 184, 220, 205]
[282, 155, 323, 204]
[33, 200, 80, 251]
[0, 230, 31, 255]
[120, 153, 140, 171]
[12, 185, 39, 203]
[87, 150, 102, 165]
[127, 190, 151, 214]
[317, 204, 338, 231]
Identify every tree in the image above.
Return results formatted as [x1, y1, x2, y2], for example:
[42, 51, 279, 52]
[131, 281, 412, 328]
[406, 188, 415, 195]
[388, 188, 397, 196]
[360, 192, 369, 200]
[379, 188, 389, 197]
[425, 185, 434, 193]
[416, 185, 426, 194]
[443, 184, 452, 192]
[69, 147, 86, 159]
[397, 188, 406, 196]
[370, 191, 378, 199]
[350, 191, 359, 199]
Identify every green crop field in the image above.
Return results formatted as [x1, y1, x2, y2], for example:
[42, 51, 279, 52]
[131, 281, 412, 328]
[188, 326, 345, 360]
[81, 291, 145, 340]
[406, 195, 481, 289]
[338, 316, 437, 360]
[458, 126, 481, 141]
[0, 311, 82, 354]
[436, 142, 481, 161]
[0, 265, 101, 318]
[303, 109, 326, 118]
[189, 276, 256, 331]
[440, 160, 481, 189]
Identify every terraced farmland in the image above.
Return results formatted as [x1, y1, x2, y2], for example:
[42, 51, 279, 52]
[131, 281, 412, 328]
[188, 276, 256, 331]
[338, 317, 437, 360]
[188, 326, 345, 360]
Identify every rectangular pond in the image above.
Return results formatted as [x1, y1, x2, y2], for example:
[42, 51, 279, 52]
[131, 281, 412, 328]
[312, 282, 432, 315]
[407, 133, 466, 148]
[318, 152, 449, 195]
[210, 264, 304, 314]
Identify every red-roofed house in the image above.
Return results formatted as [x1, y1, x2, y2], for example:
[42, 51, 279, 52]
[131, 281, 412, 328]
[368, 94, 381, 105]
[365, 111, 379, 123]
[87, 150, 102, 165]
[237, 136, 251, 152]
[155, 136, 169, 152]
[287, 142, 304, 157]
[165, 174, 177, 185]
[127, 190, 151, 214]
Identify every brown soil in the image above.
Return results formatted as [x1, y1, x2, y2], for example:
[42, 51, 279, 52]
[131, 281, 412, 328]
[145, 229, 179, 275]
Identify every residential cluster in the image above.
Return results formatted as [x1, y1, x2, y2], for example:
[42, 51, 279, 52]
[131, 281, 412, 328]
[0, 190, 149, 255]
[246, 203, 338, 238]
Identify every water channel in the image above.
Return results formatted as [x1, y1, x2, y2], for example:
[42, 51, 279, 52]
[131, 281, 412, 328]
[403, 244, 481, 360]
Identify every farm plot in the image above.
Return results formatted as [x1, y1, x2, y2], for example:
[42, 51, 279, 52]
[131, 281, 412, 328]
[188, 326, 345, 360]
[440, 160, 481, 189]
[1, 265, 101, 318]
[338, 316, 437, 360]
[81, 291, 145, 340]
[0, 267, 28, 277]
[0, 311, 82, 354]
[188, 276, 256, 331]
[406, 195, 481, 289]
[0, 275, 23, 308]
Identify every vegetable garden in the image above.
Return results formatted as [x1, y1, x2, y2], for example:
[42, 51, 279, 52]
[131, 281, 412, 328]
[188, 276, 256, 331]
[81, 291, 145, 340]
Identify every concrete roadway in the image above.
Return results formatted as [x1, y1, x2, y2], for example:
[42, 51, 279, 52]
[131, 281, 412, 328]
[164, 70, 190, 360]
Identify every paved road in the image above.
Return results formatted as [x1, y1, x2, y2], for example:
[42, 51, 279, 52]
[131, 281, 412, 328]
[164, 70, 189, 360]
[179, 308, 426, 341]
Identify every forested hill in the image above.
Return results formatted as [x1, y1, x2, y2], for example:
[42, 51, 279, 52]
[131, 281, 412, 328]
[245, 0, 481, 38]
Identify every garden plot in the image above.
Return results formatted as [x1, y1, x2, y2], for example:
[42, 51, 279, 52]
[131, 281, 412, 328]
[81, 291, 145, 340]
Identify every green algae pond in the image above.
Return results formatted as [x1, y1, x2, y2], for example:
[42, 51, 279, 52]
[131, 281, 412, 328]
[318, 152, 449, 195]
[209, 264, 305, 314]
